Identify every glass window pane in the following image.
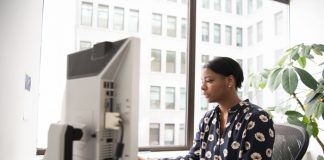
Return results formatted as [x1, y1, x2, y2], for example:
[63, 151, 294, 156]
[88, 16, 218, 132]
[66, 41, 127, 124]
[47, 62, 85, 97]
[164, 124, 175, 145]
[225, 25, 232, 45]
[97, 4, 109, 28]
[150, 86, 160, 109]
[181, 52, 186, 74]
[151, 49, 161, 72]
[225, 0, 232, 13]
[167, 16, 177, 37]
[152, 13, 162, 35]
[274, 11, 283, 36]
[257, 21, 263, 42]
[166, 51, 176, 73]
[248, 0, 253, 14]
[181, 18, 187, 39]
[180, 88, 186, 110]
[201, 55, 209, 65]
[202, 22, 209, 42]
[149, 123, 160, 145]
[248, 25, 253, 45]
[214, 0, 221, 11]
[257, 0, 263, 9]
[236, 0, 242, 15]
[179, 124, 185, 145]
[129, 9, 139, 32]
[236, 27, 243, 47]
[165, 87, 175, 109]
[113, 7, 124, 30]
[79, 41, 91, 50]
[81, 2, 93, 26]
[213, 23, 221, 44]
[202, 0, 210, 9]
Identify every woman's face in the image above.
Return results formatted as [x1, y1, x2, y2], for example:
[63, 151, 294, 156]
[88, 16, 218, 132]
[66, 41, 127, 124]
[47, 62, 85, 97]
[201, 68, 232, 103]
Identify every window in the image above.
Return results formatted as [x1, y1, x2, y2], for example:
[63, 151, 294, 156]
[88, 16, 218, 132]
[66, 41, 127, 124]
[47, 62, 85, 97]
[213, 23, 221, 44]
[257, 0, 263, 9]
[80, 2, 93, 26]
[166, 51, 176, 73]
[168, 0, 177, 2]
[113, 7, 124, 31]
[202, 22, 209, 42]
[274, 11, 283, 36]
[248, 25, 253, 45]
[236, 58, 243, 68]
[200, 94, 208, 110]
[164, 124, 175, 145]
[179, 124, 185, 145]
[150, 86, 161, 109]
[236, 0, 242, 15]
[180, 88, 186, 110]
[225, 0, 232, 13]
[248, 0, 253, 14]
[257, 21, 263, 42]
[182, 0, 188, 5]
[181, 18, 187, 39]
[181, 52, 186, 74]
[97, 5, 109, 28]
[167, 16, 177, 37]
[129, 9, 139, 32]
[236, 27, 243, 47]
[165, 87, 175, 109]
[79, 41, 91, 50]
[202, 0, 210, 9]
[149, 123, 160, 145]
[201, 55, 210, 65]
[214, 0, 221, 11]
[225, 25, 232, 46]
[151, 49, 161, 72]
[152, 13, 162, 35]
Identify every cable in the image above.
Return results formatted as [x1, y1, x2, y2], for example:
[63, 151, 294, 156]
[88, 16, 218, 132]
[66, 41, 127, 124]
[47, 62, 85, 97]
[115, 120, 124, 160]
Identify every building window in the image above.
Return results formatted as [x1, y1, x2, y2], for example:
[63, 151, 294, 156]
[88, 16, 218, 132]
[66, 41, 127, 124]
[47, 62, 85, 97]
[225, 0, 232, 13]
[129, 9, 139, 32]
[81, 2, 93, 26]
[257, 21, 263, 42]
[79, 41, 91, 50]
[181, 18, 187, 39]
[236, 27, 243, 47]
[181, 52, 186, 74]
[236, 58, 243, 68]
[201, 94, 208, 110]
[152, 13, 162, 35]
[164, 124, 175, 145]
[236, 0, 242, 15]
[97, 4, 109, 28]
[248, 0, 253, 14]
[182, 0, 188, 5]
[202, 22, 209, 42]
[179, 124, 185, 145]
[214, 0, 221, 11]
[257, 0, 263, 9]
[167, 16, 177, 37]
[202, 0, 210, 9]
[201, 55, 210, 65]
[166, 51, 176, 73]
[151, 49, 161, 72]
[150, 86, 160, 109]
[168, 0, 177, 2]
[225, 25, 232, 46]
[113, 7, 124, 31]
[165, 87, 175, 110]
[149, 123, 160, 145]
[248, 25, 253, 46]
[180, 88, 186, 110]
[274, 11, 283, 36]
[213, 23, 221, 44]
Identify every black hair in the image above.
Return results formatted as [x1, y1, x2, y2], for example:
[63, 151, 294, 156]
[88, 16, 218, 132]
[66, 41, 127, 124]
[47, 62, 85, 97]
[203, 56, 244, 89]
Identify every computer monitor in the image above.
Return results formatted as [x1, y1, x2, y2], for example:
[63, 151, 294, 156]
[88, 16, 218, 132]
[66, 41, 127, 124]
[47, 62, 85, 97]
[60, 37, 140, 160]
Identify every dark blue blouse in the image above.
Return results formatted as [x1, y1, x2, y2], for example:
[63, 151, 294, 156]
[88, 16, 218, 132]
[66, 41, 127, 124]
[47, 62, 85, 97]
[178, 99, 275, 160]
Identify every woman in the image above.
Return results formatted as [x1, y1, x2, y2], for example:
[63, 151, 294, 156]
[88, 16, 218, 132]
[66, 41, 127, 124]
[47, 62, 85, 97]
[178, 57, 275, 160]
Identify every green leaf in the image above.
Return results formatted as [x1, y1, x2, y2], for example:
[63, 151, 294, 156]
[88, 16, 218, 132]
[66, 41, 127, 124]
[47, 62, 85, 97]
[317, 155, 324, 160]
[294, 67, 318, 90]
[305, 95, 324, 118]
[285, 110, 303, 118]
[278, 54, 289, 67]
[287, 116, 306, 128]
[306, 122, 319, 137]
[291, 48, 300, 61]
[303, 46, 312, 58]
[312, 47, 323, 56]
[302, 116, 310, 124]
[269, 68, 283, 91]
[297, 56, 307, 68]
[282, 68, 298, 95]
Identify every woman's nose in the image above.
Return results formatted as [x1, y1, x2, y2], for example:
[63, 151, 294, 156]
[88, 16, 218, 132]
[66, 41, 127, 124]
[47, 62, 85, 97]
[201, 84, 206, 91]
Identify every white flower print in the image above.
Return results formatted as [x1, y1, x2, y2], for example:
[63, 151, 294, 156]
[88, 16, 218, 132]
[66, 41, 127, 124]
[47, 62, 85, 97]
[235, 114, 239, 120]
[231, 141, 240, 149]
[194, 149, 201, 155]
[212, 118, 217, 124]
[250, 152, 262, 160]
[240, 101, 249, 106]
[245, 112, 252, 120]
[245, 141, 251, 150]
[228, 130, 232, 138]
[243, 107, 250, 113]
[200, 132, 205, 139]
[216, 128, 220, 135]
[204, 117, 209, 124]
[208, 134, 214, 141]
[192, 140, 196, 147]
[223, 148, 228, 157]
[239, 150, 243, 158]
[225, 122, 231, 128]
[255, 132, 265, 142]
[269, 128, 274, 138]
[247, 121, 255, 130]
[220, 138, 224, 145]
[200, 158, 205, 160]
[201, 142, 207, 149]
[213, 155, 222, 160]
[205, 125, 209, 132]
[205, 151, 212, 158]
[259, 114, 269, 122]
[235, 122, 242, 130]
[266, 148, 273, 157]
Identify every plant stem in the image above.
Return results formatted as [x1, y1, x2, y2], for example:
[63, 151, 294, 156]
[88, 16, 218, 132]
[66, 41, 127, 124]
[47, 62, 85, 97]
[292, 93, 305, 112]
[315, 136, 324, 154]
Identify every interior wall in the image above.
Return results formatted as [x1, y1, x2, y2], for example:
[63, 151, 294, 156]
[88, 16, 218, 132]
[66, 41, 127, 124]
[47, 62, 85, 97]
[0, 0, 43, 159]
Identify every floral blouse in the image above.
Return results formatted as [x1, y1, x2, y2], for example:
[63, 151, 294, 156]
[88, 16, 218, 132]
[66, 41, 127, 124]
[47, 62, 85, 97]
[177, 99, 275, 160]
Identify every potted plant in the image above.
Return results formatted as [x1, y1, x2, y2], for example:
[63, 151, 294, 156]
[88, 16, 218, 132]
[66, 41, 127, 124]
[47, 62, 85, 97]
[249, 43, 324, 159]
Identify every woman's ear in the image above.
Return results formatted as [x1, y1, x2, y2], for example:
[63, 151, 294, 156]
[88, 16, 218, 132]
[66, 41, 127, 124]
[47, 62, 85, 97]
[227, 75, 235, 88]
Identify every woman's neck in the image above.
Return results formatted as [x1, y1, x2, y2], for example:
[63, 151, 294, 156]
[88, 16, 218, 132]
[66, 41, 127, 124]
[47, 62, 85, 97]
[218, 94, 241, 113]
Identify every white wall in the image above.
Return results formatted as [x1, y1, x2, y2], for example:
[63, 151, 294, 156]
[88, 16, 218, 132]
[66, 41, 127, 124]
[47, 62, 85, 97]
[0, 0, 43, 159]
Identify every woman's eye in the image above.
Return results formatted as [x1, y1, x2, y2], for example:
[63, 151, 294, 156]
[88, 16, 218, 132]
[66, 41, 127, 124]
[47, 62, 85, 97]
[206, 79, 214, 83]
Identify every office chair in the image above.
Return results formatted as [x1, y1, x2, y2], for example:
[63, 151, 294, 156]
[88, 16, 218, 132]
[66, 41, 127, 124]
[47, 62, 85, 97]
[272, 123, 309, 160]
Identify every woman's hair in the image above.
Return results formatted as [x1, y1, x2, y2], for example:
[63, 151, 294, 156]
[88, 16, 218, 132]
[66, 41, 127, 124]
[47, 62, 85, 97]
[203, 56, 244, 89]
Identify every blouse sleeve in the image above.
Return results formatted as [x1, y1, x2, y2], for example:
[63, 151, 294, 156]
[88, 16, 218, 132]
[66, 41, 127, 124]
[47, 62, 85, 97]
[241, 111, 275, 160]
